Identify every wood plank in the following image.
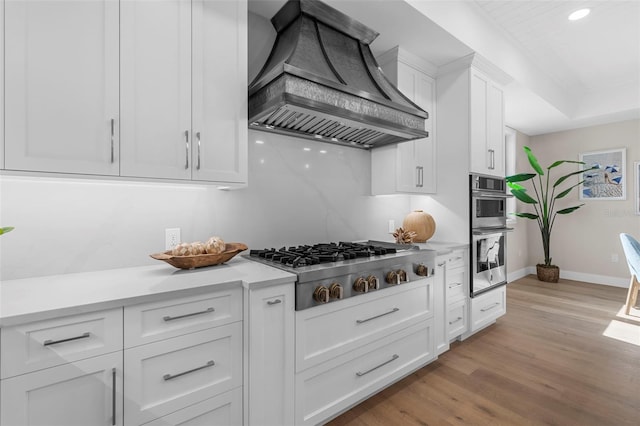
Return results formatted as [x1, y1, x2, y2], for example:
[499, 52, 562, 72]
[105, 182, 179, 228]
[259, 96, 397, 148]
[328, 275, 640, 425]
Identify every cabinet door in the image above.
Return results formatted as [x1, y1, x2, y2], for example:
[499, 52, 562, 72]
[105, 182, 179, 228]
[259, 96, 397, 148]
[1, 352, 123, 426]
[4, 0, 119, 175]
[434, 257, 448, 355]
[470, 70, 489, 175]
[247, 284, 295, 426]
[191, 0, 248, 183]
[487, 82, 505, 176]
[120, 0, 192, 179]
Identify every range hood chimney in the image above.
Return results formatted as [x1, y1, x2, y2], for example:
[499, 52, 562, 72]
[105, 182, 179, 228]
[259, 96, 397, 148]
[249, 0, 429, 149]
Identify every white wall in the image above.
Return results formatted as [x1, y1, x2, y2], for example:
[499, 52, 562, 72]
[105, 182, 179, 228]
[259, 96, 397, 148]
[521, 119, 640, 286]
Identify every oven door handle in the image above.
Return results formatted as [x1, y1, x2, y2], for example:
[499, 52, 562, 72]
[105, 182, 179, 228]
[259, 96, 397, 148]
[472, 228, 513, 235]
[471, 191, 513, 198]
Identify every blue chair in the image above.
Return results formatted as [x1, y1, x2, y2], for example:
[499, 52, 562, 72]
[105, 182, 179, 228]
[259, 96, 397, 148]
[620, 233, 640, 315]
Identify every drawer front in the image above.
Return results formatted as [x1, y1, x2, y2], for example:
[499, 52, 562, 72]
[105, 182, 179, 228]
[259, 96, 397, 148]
[1, 308, 123, 378]
[296, 280, 432, 372]
[447, 300, 468, 340]
[470, 286, 506, 332]
[446, 249, 466, 270]
[144, 387, 242, 426]
[124, 323, 242, 425]
[124, 287, 242, 347]
[446, 267, 467, 302]
[295, 320, 434, 426]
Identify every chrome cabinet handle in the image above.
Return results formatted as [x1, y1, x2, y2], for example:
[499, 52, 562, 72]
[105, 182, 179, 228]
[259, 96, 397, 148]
[449, 316, 463, 325]
[43, 331, 91, 346]
[488, 149, 495, 170]
[184, 130, 190, 169]
[163, 307, 214, 322]
[356, 307, 399, 324]
[163, 360, 215, 381]
[416, 166, 420, 187]
[448, 282, 462, 289]
[196, 131, 201, 170]
[110, 118, 115, 163]
[267, 299, 282, 305]
[356, 354, 399, 377]
[111, 368, 116, 426]
[480, 302, 500, 312]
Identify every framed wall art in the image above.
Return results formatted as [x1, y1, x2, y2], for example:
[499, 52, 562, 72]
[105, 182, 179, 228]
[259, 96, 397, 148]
[579, 148, 626, 201]
[635, 161, 640, 215]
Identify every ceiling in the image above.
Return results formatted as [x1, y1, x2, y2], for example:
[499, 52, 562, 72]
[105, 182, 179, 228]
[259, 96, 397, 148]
[248, 0, 640, 136]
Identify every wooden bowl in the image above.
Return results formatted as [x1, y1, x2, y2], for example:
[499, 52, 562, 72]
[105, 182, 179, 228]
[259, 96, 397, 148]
[150, 242, 248, 270]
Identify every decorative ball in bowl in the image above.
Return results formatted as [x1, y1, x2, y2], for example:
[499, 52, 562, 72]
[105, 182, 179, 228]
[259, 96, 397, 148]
[150, 237, 247, 269]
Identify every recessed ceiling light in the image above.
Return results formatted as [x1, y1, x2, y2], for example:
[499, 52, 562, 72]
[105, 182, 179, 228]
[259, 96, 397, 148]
[568, 8, 590, 21]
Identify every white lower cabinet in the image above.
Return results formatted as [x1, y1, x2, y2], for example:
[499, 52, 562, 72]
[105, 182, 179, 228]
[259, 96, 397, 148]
[246, 283, 295, 426]
[1, 352, 123, 426]
[124, 323, 242, 426]
[469, 285, 506, 333]
[143, 387, 242, 426]
[447, 300, 468, 340]
[295, 320, 434, 425]
[433, 257, 448, 355]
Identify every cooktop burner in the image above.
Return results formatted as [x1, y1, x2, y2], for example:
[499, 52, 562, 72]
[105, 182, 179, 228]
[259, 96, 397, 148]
[249, 241, 402, 269]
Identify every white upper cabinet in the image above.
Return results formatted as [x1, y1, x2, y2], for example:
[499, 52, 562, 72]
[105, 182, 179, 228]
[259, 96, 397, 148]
[192, 0, 248, 184]
[120, 0, 247, 184]
[371, 47, 436, 195]
[4, 0, 119, 175]
[470, 69, 505, 177]
[120, 0, 192, 180]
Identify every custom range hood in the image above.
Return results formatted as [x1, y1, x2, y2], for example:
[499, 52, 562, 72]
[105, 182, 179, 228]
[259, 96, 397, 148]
[249, 0, 429, 149]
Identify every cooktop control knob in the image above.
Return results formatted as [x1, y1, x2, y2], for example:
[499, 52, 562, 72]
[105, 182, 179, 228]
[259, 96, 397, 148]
[386, 270, 398, 285]
[313, 286, 330, 303]
[398, 269, 408, 283]
[366, 275, 379, 290]
[353, 277, 369, 293]
[329, 283, 343, 299]
[416, 264, 429, 277]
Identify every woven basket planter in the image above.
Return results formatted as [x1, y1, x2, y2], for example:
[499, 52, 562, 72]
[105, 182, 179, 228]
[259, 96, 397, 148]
[536, 264, 559, 283]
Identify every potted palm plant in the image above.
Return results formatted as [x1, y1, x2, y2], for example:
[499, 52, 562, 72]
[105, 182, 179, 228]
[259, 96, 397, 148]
[506, 146, 594, 282]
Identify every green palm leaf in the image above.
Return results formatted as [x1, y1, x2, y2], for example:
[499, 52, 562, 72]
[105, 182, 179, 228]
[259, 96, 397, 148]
[515, 212, 539, 220]
[524, 146, 544, 175]
[0, 227, 14, 235]
[554, 167, 596, 187]
[506, 173, 536, 183]
[548, 160, 585, 169]
[511, 189, 538, 204]
[557, 205, 584, 214]
[555, 181, 584, 199]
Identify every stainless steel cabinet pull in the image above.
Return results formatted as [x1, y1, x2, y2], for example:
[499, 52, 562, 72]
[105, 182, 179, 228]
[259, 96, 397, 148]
[184, 130, 190, 169]
[448, 282, 462, 289]
[43, 331, 91, 346]
[488, 149, 495, 170]
[267, 299, 282, 305]
[416, 166, 420, 187]
[196, 131, 201, 170]
[111, 368, 116, 426]
[480, 302, 500, 312]
[110, 118, 115, 163]
[356, 354, 399, 377]
[163, 307, 214, 322]
[163, 360, 215, 381]
[449, 317, 463, 325]
[356, 307, 399, 324]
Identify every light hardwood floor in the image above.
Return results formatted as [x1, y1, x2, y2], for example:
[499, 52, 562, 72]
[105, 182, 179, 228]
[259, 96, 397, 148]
[328, 275, 640, 425]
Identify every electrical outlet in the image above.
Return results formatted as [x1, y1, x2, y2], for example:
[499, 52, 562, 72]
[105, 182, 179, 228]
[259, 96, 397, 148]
[165, 228, 181, 250]
[611, 253, 619, 263]
[388, 219, 395, 233]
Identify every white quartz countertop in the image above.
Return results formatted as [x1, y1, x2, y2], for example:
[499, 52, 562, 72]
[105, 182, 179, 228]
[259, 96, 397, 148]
[414, 240, 469, 255]
[0, 256, 295, 326]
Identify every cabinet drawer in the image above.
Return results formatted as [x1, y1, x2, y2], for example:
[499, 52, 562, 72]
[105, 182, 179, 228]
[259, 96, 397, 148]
[124, 322, 242, 426]
[296, 280, 432, 372]
[470, 286, 506, 332]
[1, 308, 123, 378]
[447, 300, 468, 340]
[124, 287, 241, 347]
[446, 250, 466, 270]
[295, 320, 434, 425]
[446, 267, 467, 302]
[144, 387, 242, 426]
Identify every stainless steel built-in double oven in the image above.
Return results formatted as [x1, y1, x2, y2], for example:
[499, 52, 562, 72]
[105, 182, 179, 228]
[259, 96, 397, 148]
[470, 173, 513, 297]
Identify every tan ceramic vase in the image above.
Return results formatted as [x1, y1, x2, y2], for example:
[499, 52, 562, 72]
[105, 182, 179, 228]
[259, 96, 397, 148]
[402, 210, 436, 243]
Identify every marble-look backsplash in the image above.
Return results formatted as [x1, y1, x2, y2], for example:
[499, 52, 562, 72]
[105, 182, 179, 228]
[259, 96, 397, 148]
[0, 130, 414, 280]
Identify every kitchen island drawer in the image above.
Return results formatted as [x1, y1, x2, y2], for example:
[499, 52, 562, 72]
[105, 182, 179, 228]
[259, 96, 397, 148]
[296, 279, 432, 372]
[295, 320, 434, 426]
[1, 308, 123, 378]
[124, 322, 242, 426]
[446, 267, 467, 302]
[447, 300, 468, 340]
[124, 287, 241, 347]
[446, 249, 466, 270]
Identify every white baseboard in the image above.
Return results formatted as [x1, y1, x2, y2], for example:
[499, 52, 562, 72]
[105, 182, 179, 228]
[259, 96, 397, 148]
[508, 266, 629, 288]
